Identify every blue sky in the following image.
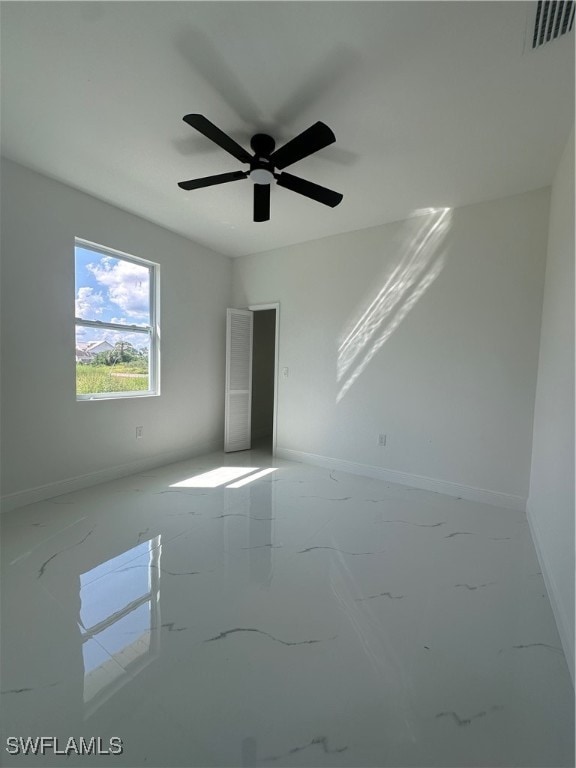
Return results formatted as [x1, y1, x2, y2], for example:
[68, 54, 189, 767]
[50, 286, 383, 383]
[75, 246, 150, 349]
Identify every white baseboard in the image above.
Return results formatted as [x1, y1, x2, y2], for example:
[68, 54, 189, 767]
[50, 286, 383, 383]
[526, 501, 575, 686]
[275, 448, 526, 511]
[0, 440, 222, 514]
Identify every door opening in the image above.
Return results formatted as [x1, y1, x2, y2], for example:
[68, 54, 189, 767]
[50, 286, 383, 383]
[250, 308, 276, 453]
[224, 304, 279, 455]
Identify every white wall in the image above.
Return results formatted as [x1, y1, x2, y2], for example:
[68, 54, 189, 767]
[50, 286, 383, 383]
[234, 189, 550, 507]
[1, 159, 232, 510]
[526, 128, 575, 684]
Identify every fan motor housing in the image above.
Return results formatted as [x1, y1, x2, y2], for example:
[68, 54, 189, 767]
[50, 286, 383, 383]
[250, 133, 276, 157]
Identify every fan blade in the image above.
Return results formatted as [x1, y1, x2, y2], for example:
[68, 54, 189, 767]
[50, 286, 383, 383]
[178, 170, 248, 190]
[275, 172, 343, 207]
[183, 114, 252, 164]
[254, 184, 270, 222]
[269, 122, 336, 170]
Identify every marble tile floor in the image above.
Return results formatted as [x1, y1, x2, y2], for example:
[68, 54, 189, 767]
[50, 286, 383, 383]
[1, 446, 573, 767]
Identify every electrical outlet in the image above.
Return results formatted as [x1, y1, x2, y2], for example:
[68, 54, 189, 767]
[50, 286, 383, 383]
[378, 433, 387, 446]
[136, 426, 143, 439]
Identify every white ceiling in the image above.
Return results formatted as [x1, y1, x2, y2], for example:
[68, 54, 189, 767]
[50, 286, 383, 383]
[1, 1, 574, 257]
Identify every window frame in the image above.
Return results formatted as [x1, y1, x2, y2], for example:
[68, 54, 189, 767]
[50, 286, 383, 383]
[75, 238, 160, 401]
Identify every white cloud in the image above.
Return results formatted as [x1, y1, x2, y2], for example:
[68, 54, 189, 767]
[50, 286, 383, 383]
[87, 257, 149, 321]
[75, 286, 104, 318]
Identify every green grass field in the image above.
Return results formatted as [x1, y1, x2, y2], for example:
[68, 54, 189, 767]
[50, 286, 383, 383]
[76, 364, 149, 395]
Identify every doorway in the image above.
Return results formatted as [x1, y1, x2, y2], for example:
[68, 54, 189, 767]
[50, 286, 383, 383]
[249, 305, 278, 455]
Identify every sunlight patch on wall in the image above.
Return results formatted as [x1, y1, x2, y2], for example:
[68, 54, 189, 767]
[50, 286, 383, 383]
[337, 207, 452, 402]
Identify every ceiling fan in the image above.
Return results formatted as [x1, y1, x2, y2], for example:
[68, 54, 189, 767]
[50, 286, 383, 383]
[178, 114, 343, 222]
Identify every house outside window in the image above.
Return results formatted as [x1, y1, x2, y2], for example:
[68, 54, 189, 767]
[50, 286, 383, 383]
[75, 239, 160, 400]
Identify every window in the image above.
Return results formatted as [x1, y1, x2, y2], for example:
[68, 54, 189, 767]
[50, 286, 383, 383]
[75, 239, 159, 399]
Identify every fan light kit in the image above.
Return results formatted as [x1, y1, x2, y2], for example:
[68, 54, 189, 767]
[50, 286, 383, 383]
[249, 168, 275, 185]
[178, 114, 343, 222]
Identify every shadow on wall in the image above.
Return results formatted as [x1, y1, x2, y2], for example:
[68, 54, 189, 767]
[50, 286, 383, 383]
[337, 207, 452, 402]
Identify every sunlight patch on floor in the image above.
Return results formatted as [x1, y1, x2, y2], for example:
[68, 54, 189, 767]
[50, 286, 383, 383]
[171, 466, 276, 489]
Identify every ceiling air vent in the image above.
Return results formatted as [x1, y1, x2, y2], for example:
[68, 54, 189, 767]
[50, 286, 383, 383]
[532, 0, 574, 48]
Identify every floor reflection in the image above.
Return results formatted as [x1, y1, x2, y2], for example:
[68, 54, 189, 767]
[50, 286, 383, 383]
[79, 537, 161, 715]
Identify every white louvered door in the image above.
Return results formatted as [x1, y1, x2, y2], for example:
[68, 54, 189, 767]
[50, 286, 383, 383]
[224, 308, 253, 452]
